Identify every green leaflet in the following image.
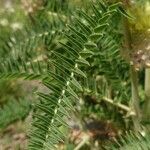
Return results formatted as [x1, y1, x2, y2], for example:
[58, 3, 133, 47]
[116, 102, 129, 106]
[66, 85, 79, 100]
[50, 123, 66, 138]
[30, 132, 46, 142]
[59, 42, 79, 58]
[68, 25, 88, 42]
[98, 13, 111, 24]
[94, 23, 109, 33]
[108, 2, 122, 11]
[37, 93, 58, 105]
[118, 6, 133, 19]
[33, 114, 51, 125]
[76, 57, 90, 66]
[52, 51, 74, 67]
[43, 82, 62, 95]
[54, 114, 69, 128]
[73, 67, 87, 78]
[98, 0, 107, 12]
[79, 49, 94, 58]
[36, 104, 54, 116]
[79, 11, 96, 27]
[50, 60, 70, 76]
[48, 71, 66, 85]
[62, 96, 75, 111]
[49, 132, 64, 143]
[75, 18, 92, 35]
[90, 33, 103, 41]
[58, 104, 70, 118]
[71, 77, 83, 91]
[65, 34, 83, 51]
[84, 41, 97, 49]
[91, 4, 102, 19]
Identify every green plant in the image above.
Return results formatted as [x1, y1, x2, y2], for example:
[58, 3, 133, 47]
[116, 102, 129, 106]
[1, 0, 150, 149]
[108, 132, 150, 150]
[0, 98, 31, 129]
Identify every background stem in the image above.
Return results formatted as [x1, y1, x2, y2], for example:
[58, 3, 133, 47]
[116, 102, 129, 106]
[143, 68, 150, 127]
[123, 0, 142, 132]
[130, 67, 142, 132]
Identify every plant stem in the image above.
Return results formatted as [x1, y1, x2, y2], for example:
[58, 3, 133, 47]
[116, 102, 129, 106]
[123, 0, 142, 132]
[130, 67, 142, 132]
[143, 69, 150, 123]
[102, 97, 134, 114]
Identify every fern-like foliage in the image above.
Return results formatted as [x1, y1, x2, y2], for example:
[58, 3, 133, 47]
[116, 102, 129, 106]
[0, 0, 92, 82]
[0, 0, 71, 81]
[81, 5, 131, 104]
[28, 1, 127, 149]
[107, 132, 150, 150]
[0, 29, 62, 80]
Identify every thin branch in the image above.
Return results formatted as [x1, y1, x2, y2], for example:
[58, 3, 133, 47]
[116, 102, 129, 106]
[102, 97, 135, 114]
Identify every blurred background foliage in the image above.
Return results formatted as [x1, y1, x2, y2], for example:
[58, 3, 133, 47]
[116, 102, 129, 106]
[0, 0, 150, 149]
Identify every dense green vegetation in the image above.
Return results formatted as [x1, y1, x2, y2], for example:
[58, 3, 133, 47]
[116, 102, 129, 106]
[0, 0, 150, 149]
